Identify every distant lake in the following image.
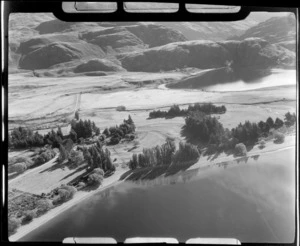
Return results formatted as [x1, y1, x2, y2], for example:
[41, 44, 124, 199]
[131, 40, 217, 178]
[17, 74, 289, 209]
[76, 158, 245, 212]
[20, 148, 295, 243]
[201, 69, 296, 92]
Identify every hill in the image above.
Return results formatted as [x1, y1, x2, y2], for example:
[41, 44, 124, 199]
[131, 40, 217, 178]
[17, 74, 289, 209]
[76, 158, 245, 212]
[118, 38, 295, 72]
[228, 14, 296, 52]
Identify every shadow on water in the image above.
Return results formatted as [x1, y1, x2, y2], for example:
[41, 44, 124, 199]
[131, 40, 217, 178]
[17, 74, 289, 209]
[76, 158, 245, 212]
[119, 159, 198, 182]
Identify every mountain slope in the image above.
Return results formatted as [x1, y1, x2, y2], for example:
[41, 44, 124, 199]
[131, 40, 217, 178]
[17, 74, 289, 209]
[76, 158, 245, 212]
[118, 38, 295, 72]
[228, 14, 296, 51]
[9, 13, 296, 75]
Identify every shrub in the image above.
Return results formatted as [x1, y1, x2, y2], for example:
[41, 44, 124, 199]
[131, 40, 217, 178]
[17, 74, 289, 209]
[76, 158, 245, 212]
[98, 134, 106, 141]
[87, 168, 104, 186]
[116, 105, 126, 111]
[10, 156, 34, 169]
[21, 210, 37, 224]
[234, 143, 247, 156]
[259, 140, 266, 149]
[8, 217, 21, 236]
[87, 173, 103, 186]
[33, 149, 56, 166]
[36, 199, 53, 216]
[125, 134, 135, 140]
[274, 131, 285, 143]
[109, 136, 120, 145]
[11, 162, 27, 174]
[52, 185, 76, 205]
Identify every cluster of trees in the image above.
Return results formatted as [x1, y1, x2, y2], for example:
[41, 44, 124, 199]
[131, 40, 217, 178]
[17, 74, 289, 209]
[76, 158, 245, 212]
[173, 142, 200, 164]
[82, 141, 115, 173]
[70, 119, 100, 140]
[9, 148, 56, 174]
[232, 112, 296, 145]
[9, 126, 65, 149]
[149, 103, 226, 119]
[185, 111, 225, 143]
[184, 111, 296, 152]
[33, 149, 56, 167]
[102, 115, 136, 145]
[9, 127, 45, 149]
[129, 139, 200, 170]
[8, 196, 54, 236]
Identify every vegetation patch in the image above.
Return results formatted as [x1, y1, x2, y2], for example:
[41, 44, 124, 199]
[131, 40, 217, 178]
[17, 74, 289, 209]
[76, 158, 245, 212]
[102, 115, 136, 145]
[149, 103, 226, 119]
[8, 189, 53, 236]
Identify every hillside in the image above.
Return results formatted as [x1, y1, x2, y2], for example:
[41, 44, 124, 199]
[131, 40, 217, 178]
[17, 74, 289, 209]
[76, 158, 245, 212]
[118, 38, 295, 72]
[9, 13, 295, 76]
[9, 14, 187, 73]
[229, 14, 296, 51]
[159, 12, 289, 41]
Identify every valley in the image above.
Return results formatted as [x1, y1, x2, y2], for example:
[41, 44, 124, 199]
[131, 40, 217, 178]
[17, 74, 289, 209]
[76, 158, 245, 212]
[7, 11, 297, 243]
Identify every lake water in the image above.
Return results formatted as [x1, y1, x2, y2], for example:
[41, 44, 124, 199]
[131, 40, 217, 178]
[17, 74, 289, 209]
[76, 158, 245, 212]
[19, 148, 295, 243]
[201, 69, 296, 92]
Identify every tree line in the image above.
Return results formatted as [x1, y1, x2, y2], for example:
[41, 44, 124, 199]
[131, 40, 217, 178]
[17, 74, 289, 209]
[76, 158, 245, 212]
[9, 117, 103, 149]
[149, 103, 226, 119]
[184, 111, 296, 152]
[129, 139, 200, 170]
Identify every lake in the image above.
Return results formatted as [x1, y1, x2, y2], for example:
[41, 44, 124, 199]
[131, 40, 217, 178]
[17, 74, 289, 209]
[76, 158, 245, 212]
[19, 147, 295, 243]
[80, 69, 296, 111]
[201, 69, 296, 92]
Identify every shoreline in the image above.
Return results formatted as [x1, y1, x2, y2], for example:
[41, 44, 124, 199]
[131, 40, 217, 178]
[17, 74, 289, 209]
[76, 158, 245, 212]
[9, 168, 127, 242]
[9, 134, 295, 241]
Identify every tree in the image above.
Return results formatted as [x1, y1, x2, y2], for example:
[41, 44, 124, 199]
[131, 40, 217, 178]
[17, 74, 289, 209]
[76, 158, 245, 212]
[11, 163, 27, 174]
[69, 129, 77, 143]
[58, 144, 68, 162]
[75, 110, 79, 120]
[259, 140, 266, 149]
[274, 131, 285, 143]
[57, 126, 63, 139]
[95, 127, 100, 136]
[36, 199, 53, 216]
[234, 143, 247, 156]
[21, 210, 37, 224]
[52, 185, 76, 205]
[266, 117, 274, 128]
[127, 115, 133, 125]
[87, 168, 104, 186]
[173, 142, 200, 164]
[274, 118, 284, 129]
[69, 149, 84, 167]
[8, 217, 21, 235]
[129, 153, 138, 170]
[284, 112, 296, 127]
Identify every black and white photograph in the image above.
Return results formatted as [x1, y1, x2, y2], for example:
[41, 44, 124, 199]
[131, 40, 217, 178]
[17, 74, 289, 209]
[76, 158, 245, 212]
[4, 1, 297, 244]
